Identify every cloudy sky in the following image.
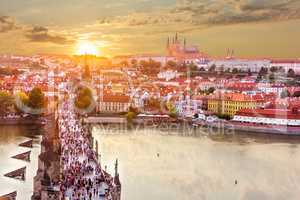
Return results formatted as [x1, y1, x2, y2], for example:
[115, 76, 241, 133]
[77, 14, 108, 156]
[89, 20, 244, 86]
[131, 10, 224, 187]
[0, 0, 300, 58]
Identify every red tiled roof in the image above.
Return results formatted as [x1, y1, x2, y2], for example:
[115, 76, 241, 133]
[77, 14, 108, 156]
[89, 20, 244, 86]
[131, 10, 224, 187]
[102, 94, 130, 103]
[208, 92, 265, 102]
[236, 108, 300, 119]
[225, 82, 257, 91]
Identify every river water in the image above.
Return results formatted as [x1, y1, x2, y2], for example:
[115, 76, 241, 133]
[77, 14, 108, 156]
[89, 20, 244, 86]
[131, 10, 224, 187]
[0, 125, 41, 199]
[1, 125, 300, 200]
[93, 127, 300, 200]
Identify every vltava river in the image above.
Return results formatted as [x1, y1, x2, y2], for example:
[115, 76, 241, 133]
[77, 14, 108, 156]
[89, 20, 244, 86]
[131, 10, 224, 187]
[93, 128, 300, 200]
[0, 125, 41, 199]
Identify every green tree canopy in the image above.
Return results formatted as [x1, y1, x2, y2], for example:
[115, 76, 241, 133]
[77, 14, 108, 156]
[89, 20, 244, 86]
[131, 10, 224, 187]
[0, 91, 14, 116]
[131, 59, 138, 67]
[139, 59, 162, 75]
[287, 68, 295, 78]
[126, 111, 136, 124]
[166, 60, 177, 68]
[209, 64, 216, 72]
[280, 89, 291, 98]
[293, 90, 300, 97]
[232, 68, 239, 74]
[74, 86, 95, 110]
[28, 87, 45, 109]
[188, 63, 198, 71]
[14, 92, 29, 114]
[165, 101, 178, 118]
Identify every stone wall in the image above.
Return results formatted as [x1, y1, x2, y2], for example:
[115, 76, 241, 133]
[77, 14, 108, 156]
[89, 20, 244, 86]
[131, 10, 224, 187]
[32, 114, 61, 200]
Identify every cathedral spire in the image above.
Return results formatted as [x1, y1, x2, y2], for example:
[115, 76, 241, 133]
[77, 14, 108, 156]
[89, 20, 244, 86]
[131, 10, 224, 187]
[226, 48, 230, 58]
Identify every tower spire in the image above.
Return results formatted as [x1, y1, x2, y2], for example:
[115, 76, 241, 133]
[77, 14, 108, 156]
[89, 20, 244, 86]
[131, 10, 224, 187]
[115, 159, 119, 177]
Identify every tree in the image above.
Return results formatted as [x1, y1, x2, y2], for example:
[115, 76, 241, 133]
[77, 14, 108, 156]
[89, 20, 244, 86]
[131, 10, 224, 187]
[166, 60, 177, 68]
[74, 86, 95, 110]
[268, 73, 276, 83]
[280, 89, 290, 98]
[14, 92, 29, 114]
[131, 59, 138, 67]
[247, 69, 252, 76]
[258, 67, 268, 78]
[28, 87, 45, 109]
[209, 64, 216, 72]
[126, 111, 136, 124]
[278, 66, 285, 73]
[216, 113, 232, 120]
[188, 63, 198, 71]
[208, 87, 215, 94]
[199, 67, 206, 72]
[0, 91, 14, 116]
[139, 59, 161, 75]
[129, 106, 139, 114]
[165, 101, 177, 118]
[232, 68, 238, 74]
[120, 60, 129, 67]
[287, 68, 295, 78]
[270, 66, 278, 73]
[125, 106, 139, 125]
[16, 92, 29, 105]
[293, 90, 300, 97]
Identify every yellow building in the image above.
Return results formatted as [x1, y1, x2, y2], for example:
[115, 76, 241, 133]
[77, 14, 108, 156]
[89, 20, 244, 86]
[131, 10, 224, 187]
[208, 93, 264, 117]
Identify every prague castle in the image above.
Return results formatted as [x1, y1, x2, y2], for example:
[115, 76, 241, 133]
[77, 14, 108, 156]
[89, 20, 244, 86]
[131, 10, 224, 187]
[166, 33, 208, 64]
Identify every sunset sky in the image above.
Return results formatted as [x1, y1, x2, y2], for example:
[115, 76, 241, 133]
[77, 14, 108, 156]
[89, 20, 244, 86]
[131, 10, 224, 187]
[0, 0, 300, 58]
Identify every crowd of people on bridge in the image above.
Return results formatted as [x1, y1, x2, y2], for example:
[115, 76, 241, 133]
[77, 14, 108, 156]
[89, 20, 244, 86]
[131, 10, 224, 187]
[58, 102, 119, 200]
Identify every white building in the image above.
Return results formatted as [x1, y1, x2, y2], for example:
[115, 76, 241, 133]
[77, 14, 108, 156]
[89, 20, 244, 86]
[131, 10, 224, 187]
[233, 109, 300, 126]
[209, 59, 271, 73]
[97, 94, 131, 113]
[112, 54, 177, 66]
[257, 83, 285, 97]
[175, 99, 202, 117]
[157, 70, 180, 81]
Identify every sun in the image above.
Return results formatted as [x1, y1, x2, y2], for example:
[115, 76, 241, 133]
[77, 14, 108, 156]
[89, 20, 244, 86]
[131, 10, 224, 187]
[75, 41, 100, 56]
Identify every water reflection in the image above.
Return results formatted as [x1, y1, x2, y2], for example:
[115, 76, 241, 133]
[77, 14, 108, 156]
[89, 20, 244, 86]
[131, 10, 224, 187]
[0, 126, 41, 199]
[93, 128, 300, 200]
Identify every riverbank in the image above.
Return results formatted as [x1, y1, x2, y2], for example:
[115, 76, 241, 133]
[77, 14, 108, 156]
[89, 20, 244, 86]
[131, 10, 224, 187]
[85, 115, 300, 136]
[32, 114, 60, 200]
[0, 117, 46, 126]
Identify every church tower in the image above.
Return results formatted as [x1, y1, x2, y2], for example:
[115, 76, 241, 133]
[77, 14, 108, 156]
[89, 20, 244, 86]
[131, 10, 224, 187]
[82, 54, 91, 81]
